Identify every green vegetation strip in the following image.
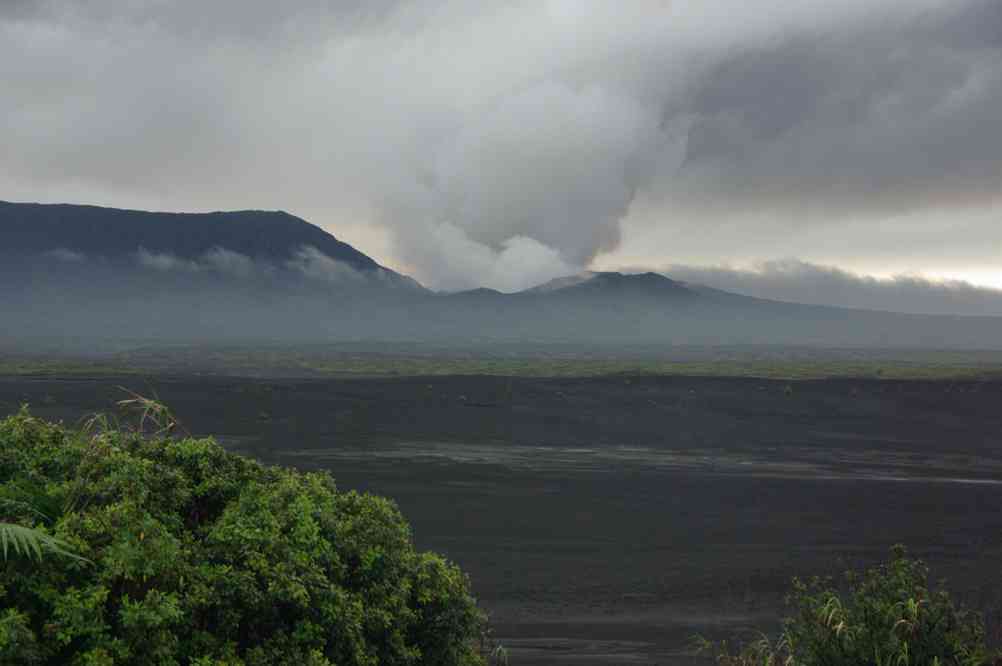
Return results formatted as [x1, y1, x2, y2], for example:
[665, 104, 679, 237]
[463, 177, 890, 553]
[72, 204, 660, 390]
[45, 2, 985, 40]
[0, 359, 139, 377]
[5, 355, 1002, 380]
[291, 358, 1002, 380]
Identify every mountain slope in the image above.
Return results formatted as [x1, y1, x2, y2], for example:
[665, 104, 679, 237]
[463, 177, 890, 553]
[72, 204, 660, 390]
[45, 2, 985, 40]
[0, 200, 411, 282]
[428, 270, 1002, 349]
[526, 271, 692, 298]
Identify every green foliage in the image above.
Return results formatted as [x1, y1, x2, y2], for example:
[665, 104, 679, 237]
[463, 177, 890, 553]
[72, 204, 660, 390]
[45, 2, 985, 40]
[0, 409, 486, 665]
[701, 546, 991, 666]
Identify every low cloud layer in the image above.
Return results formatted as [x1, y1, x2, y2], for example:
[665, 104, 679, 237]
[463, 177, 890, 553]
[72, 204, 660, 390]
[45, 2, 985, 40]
[665, 260, 1002, 316]
[130, 245, 379, 285]
[3, 1, 1001, 290]
[136, 247, 258, 278]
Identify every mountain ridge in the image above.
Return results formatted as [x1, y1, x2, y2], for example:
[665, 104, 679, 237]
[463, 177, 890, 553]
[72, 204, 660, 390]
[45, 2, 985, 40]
[4, 200, 1002, 350]
[0, 200, 412, 282]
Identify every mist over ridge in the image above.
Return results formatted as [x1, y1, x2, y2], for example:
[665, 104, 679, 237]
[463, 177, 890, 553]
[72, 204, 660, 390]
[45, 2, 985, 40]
[4, 200, 1002, 353]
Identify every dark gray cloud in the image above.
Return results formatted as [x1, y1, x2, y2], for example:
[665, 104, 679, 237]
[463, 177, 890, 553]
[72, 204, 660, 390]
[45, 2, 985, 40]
[664, 260, 1002, 316]
[926, 0, 1002, 50]
[2, 0, 1000, 291]
[661, 5, 1002, 218]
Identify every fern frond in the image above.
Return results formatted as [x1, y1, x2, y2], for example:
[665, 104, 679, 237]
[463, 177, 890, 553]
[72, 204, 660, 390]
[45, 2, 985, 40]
[0, 522, 89, 564]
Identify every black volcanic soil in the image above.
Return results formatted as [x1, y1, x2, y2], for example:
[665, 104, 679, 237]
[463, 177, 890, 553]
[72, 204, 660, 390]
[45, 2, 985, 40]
[3, 374, 1002, 664]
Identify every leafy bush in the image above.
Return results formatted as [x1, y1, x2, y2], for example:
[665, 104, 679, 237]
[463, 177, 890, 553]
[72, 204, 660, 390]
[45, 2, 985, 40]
[0, 409, 486, 665]
[702, 546, 991, 666]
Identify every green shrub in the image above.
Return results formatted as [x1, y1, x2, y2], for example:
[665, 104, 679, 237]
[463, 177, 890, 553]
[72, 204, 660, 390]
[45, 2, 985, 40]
[703, 546, 991, 666]
[0, 409, 486, 665]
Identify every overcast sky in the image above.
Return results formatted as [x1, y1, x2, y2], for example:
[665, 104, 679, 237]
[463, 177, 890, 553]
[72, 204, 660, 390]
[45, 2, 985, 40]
[3, 0, 1001, 301]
